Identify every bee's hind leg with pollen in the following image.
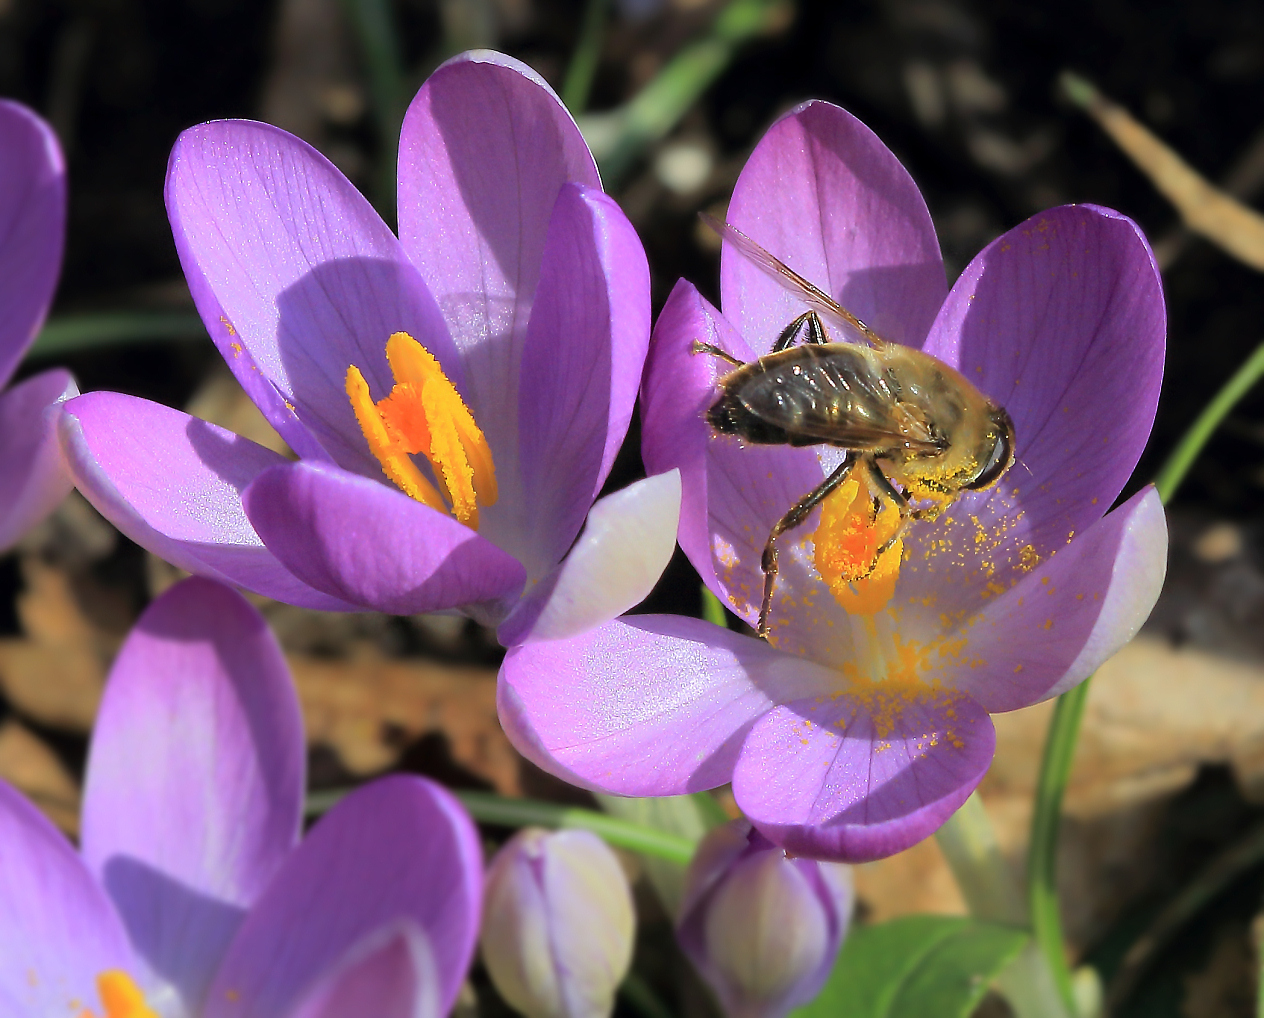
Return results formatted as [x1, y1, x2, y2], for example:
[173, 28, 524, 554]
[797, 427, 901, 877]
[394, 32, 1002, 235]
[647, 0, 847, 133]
[758, 449, 858, 639]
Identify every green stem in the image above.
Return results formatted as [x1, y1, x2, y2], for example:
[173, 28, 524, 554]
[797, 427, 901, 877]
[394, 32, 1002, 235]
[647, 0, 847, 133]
[29, 311, 207, 358]
[1027, 682, 1090, 1015]
[936, 792, 1026, 926]
[306, 788, 696, 865]
[561, 0, 611, 115]
[1021, 338, 1264, 1016]
[1153, 340, 1264, 502]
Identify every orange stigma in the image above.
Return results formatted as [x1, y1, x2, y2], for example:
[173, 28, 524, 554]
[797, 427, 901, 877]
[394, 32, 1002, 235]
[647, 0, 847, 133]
[813, 466, 904, 615]
[78, 971, 160, 1018]
[347, 332, 497, 529]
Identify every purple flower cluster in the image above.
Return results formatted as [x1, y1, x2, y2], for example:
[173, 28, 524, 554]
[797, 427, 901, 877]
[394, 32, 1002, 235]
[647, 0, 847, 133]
[500, 100, 1167, 862]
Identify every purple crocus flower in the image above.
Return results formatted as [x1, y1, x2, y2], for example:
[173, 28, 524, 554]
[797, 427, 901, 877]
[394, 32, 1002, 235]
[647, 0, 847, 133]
[499, 101, 1168, 861]
[0, 577, 482, 1017]
[677, 820, 852, 1018]
[0, 99, 78, 551]
[58, 51, 677, 643]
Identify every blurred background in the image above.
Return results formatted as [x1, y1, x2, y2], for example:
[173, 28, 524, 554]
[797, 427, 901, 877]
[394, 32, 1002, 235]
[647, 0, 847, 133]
[5, 0, 1264, 1014]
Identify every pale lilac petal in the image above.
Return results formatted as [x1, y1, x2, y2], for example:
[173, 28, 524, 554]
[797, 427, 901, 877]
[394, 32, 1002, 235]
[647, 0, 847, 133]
[206, 776, 482, 1018]
[734, 689, 995, 862]
[642, 281, 859, 666]
[0, 781, 135, 1015]
[397, 52, 599, 470]
[81, 578, 304, 1013]
[286, 924, 440, 1018]
[0, 100, 65, 385]
[59, 392, 360, 611]
[722, 100, 945, 352]
[900, 205, 1165, 623]
[166, 120, 457, 471]
[242, 461, 527, 617]
[933, 487, 1166, 712]
[0, 368, 77, 551]
[498, 615, 829, 794]
[509, 183, 650, 576]
[497, 471, 681, 646]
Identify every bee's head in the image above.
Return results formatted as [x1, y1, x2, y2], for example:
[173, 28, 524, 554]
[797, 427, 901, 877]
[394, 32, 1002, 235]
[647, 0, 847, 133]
[963, 405, 1015, 491]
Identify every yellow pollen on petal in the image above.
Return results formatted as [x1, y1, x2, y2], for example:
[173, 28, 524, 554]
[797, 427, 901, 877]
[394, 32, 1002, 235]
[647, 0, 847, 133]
[813, 467, 904, 615]
[347, 332, 497, 529]
[78, 971, 160, 1018]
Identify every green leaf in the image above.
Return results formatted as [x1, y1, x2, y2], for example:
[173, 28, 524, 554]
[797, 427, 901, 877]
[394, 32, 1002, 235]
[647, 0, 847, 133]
[29, 312, 208, 358]
[793, 915, 1029, 1018]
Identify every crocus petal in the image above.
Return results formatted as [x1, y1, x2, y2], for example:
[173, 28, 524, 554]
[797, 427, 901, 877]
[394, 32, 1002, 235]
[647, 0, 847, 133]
[511, 182, 650, 576]
[721, 100, 945, 352]
[286, 924, 440, 1018]
[0, 368, 77, 551]
[397, 51, 600, 469]
[497, 470, 681, 647]
[206, 776, 482, 1018]
[934, 486, 1167, 712]
[902, 205, 1165, 622]
[498, 615, 830, 795]
[734, 688, 995, 862]
[166, 119, 457, 472]
[81, 578, 305, 1014]
[242, 460, 526, 617]
[0, 781, 135, 1016]
[59, 392, 360, 611]
[0, 100, 65, 386]
[642, 281, 859, 666]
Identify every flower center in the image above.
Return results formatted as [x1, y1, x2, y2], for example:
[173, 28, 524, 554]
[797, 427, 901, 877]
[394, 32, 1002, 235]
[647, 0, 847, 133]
[347, 332, 497, 529]
[812, 466, 903, 616]
[78, 971, 159, 1018]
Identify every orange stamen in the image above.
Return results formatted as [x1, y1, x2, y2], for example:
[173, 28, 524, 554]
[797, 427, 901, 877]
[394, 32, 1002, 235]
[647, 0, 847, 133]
[813, 467, 904, 615]
[78, 971, 160, 1018]
[347, 332, 497, 529]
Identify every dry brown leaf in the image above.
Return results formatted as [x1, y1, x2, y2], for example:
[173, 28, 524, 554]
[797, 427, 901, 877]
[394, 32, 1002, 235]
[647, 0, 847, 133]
[0, 719, 80, 834]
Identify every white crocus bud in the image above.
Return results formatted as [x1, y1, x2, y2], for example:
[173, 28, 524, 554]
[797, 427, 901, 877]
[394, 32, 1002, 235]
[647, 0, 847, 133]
[676, 820, 853, 1018]
[481, 828, 635, 1018]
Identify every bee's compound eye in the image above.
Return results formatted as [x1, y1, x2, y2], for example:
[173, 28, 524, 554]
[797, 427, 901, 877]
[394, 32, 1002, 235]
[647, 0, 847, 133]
[964, 409, 1015, 491]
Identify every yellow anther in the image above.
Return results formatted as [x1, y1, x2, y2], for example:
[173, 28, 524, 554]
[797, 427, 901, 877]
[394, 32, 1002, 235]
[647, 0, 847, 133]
[78, 971, 160, 1018]
[813, 467, 904, 616]
[347, 332, 497, 529]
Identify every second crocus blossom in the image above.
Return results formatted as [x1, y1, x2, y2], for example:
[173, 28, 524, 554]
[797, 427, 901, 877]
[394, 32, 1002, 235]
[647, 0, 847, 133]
[58, 50, 677, 643]
[481, 828, 635, 1018]
[677, 820, 852, 1018]
[0, 99, 79, 551]
[0, 577, 482, 1018]
[499, 100, 1167, 861]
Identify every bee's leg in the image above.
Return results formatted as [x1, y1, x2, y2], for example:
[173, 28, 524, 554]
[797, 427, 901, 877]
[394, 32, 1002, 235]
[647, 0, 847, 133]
[759, 452, 857, 639]
[854, 457, 912, 579]
[767, 312, 810, 353]
[802, 310, 828, 345]
[689, 340, 744, 368]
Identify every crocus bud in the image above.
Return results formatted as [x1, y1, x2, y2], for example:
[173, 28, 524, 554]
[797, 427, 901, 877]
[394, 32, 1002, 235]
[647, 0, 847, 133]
[676, 820, 853, 1018]
[481, 827, 635, 1018]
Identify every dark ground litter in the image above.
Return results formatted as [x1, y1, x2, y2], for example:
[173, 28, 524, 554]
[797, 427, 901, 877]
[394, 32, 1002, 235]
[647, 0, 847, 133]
[5, 0, 1264, 1014]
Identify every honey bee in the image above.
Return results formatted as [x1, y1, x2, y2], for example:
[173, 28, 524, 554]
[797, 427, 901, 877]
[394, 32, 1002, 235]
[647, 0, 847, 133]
[694, 214, 1015, 639]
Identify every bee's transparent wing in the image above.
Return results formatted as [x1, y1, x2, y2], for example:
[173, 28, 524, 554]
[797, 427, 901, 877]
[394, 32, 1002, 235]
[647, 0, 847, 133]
[701, 213, 887, 348]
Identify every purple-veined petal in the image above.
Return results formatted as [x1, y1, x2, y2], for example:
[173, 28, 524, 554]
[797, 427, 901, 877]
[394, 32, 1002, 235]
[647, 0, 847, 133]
[0, 100, 65, 386]
[286, 923, 440, 1018]
[900, 205, 1165, 623]
[80, 578, 305, 1014]
[397, 51, 600, 477]
[722, 100, 945, 353]
[0, 368, 77, 552]
[206, 776, 482, 1018]
[498, 615, 829, 795]
[58, 392, 360, 611]
[734, 688, 995, 862]
[166, 119, 458, 472]
[497, 470, 681, 647]
[510, 182, 650, 576]
[0, 780, 136, 1016]
[642, 281, 860, 666]
[242, 460, 527, 617]
[933, 486, 1167, 712]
